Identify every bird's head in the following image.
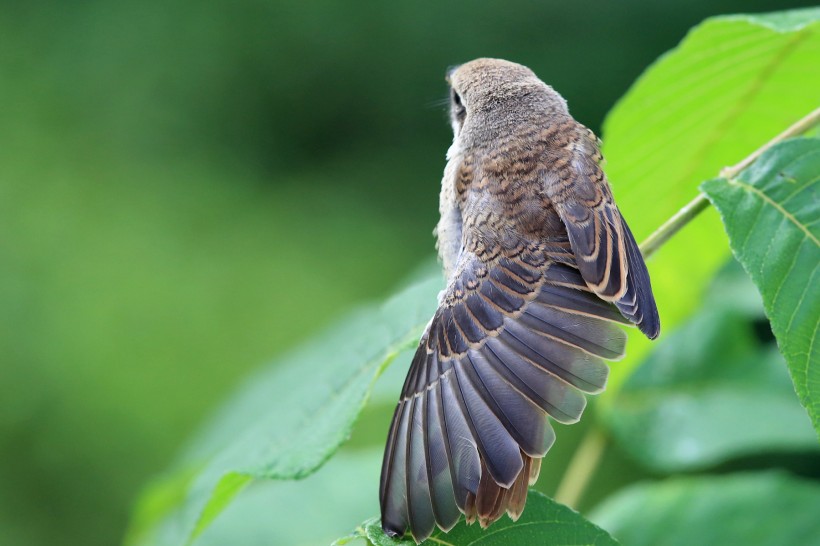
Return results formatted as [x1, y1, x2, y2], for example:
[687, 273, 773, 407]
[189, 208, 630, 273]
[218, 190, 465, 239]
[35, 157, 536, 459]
[445, 58, 568, 137]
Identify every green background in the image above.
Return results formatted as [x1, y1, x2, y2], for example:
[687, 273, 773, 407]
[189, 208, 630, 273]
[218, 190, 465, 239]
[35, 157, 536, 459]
[0, 1, 816, 545]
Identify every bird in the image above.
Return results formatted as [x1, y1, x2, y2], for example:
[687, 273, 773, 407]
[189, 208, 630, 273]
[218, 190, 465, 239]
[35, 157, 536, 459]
[378, 58, 660, 543]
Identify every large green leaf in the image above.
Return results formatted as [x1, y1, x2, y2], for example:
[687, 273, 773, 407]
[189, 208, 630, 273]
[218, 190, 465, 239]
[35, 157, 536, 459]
[604, 262, 817, 472]
[124, 274, 442, 546]
[590, 472, 820, 546]
[600, 8, 820, 396]
[702, 137, 820, 434]
[353, 491, 617, 546]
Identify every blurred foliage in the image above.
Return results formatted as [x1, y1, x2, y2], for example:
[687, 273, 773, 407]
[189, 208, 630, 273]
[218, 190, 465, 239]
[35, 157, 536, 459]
[125, 273, 440, 546]
[590, 472, 820, 545]
[1, 1, 819, 546]
[604, 260, 818, 472]
[198, 449, 385, 546]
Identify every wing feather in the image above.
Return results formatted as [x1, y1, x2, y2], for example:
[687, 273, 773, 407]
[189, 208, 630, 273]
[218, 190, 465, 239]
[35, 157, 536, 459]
[380, 249, 632, 540]
[424, 382, 461, 531]
[551, 126, 660, 338]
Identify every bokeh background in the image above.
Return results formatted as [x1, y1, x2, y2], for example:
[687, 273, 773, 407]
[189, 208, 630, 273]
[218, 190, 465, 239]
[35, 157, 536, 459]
[1, 1, 817, 545]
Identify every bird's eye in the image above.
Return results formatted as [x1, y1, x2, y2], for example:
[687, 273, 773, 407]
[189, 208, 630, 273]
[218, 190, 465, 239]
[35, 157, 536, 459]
[448, 87, 466, 134]
[451, 88, 462, 107]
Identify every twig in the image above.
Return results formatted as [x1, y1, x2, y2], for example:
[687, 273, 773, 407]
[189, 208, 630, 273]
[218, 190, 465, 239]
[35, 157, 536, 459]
[639, 193, 710, 259]
[720, 106, 820, 179]
[638, 106, 820, 260]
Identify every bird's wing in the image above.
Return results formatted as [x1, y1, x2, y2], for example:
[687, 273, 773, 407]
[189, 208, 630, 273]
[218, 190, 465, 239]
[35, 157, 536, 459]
[379, 245, 630, 542]
[549, 126, 660, 339]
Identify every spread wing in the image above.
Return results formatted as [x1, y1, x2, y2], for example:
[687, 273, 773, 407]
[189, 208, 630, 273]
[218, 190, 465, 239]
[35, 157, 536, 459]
[551, 126, 660, 339]
[379, 247, 629, 542]
[379, 124, 659, 543]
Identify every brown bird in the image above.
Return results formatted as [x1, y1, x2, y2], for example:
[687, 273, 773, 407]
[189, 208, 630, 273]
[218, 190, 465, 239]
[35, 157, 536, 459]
[379, 58, 659, 543]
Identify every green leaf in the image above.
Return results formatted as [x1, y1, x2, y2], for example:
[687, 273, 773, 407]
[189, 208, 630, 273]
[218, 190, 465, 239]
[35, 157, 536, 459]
[600, 7, 820, 397]
[193, 448, 383, 546]
[357, 491, 618, 546]
[702, 137, 820, 435]
[604, 262, 818, 472]
[124, 274, 442, 546]
[590, 472, 820, 546]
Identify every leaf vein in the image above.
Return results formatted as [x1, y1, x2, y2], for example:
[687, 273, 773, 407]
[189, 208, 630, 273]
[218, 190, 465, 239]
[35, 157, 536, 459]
[730, 178, 820, 246]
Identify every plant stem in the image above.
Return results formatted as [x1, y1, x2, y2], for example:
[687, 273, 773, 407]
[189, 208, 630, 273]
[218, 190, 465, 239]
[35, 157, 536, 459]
[720, 106, 820, 179]
[553, 428, 606, 508]
[638, 105, 820, 260]
[553, 106, 820, 509]
[639, 193, 710, 259]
